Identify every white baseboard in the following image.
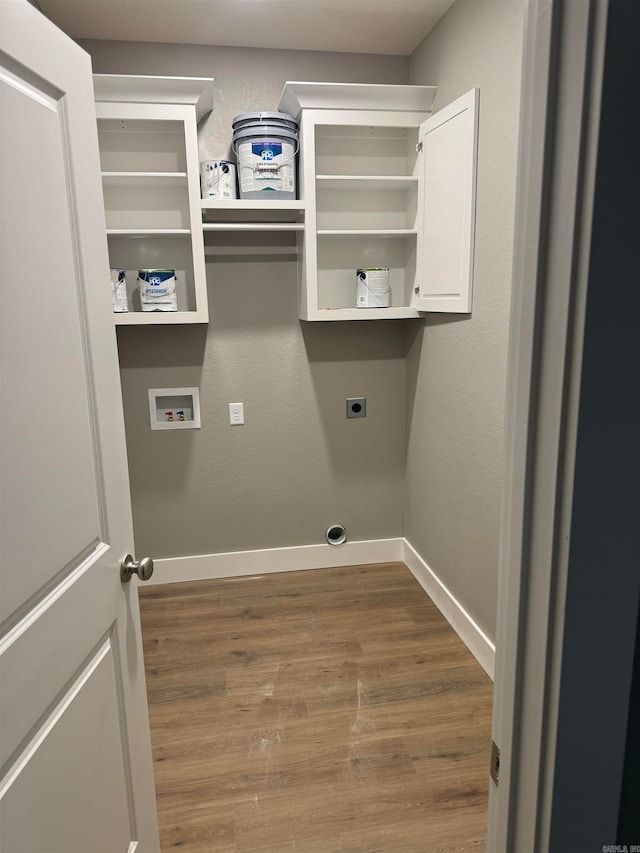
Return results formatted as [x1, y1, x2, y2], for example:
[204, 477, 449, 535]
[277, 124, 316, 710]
[149, 537, 495, 680]
[402, 540, 496, 680]
[150, 538, 404, 585]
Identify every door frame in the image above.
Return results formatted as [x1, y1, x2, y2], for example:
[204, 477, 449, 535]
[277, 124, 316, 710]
[488, 0, 612, 848]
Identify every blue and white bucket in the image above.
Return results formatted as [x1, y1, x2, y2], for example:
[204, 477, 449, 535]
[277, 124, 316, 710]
[200, 160, 237, 200]
[232, 112, 299, 200]
[232, 111, 298, 133]
[137, 269, 178, 312]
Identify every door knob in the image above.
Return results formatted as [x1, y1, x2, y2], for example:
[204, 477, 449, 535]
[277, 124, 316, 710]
[120, 554, 154, 583]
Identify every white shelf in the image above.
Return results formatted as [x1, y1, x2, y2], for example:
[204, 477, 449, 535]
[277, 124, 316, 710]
[279, 82, 437, 116]
[316, 175, 420, 190]
[308, 307, 421, 321]
[317, 229, 418, 237]
[201, 199, 305, 228]
[204, 244, 298, 257]
[101, 172, 187, 187]
[114, 310, 207, 326]
[106, 228, 191, 236]
[201, 199, 303, 212]
[203, 222, 304, 232]
[94, 74, 214, 123]
[202, 201, 305, 239]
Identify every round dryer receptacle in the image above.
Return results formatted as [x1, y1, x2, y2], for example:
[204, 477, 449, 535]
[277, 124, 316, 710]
[325, 524, 347, 546]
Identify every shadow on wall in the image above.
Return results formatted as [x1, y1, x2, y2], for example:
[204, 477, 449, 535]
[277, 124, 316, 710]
[302, 319, 407, 363]
[205, 240, 299, 335]
[300, 320, 407, 481]
[116, 324, 207, 369]
[403, 313, 472, 431]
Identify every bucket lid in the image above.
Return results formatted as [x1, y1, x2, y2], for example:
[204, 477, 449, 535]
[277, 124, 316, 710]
[232, 125, 299, 143]
[232, 111, 298, 129]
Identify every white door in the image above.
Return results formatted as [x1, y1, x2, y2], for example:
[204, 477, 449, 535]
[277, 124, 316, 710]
[0, 3, 160, 850]
[416, 88, 479, 314]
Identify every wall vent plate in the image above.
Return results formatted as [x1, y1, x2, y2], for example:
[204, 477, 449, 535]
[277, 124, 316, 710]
[346, 397, 366, 418]
[148, 387, 201, 430]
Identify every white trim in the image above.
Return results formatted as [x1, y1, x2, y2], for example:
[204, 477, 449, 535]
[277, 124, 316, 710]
[402, 540, 495, 680]
[148, 538, 404, 585]
[147, 386, 201, 431]
[0, 639, 111, 799]
[487, 2, 608, 849]
[146, 537, 495, 680]
[278, 82, 437, 116]
[93, 74, 213, 123]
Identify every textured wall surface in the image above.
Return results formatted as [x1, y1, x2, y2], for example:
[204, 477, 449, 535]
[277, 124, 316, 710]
[85, 41, 409, 559]
[82, 40, 408, 160]
[405, 1, 525, 638]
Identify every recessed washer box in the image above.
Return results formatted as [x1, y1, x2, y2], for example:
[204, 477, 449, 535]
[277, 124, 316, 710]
[148, 387, 201, 430]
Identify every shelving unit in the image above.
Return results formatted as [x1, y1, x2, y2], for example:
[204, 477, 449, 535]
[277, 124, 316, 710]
[201, 197, 305, 261]
[280, 82, 478, 322]
[277, 84, 434, 321]
[94, 75, 213, 324]
[92, 77, 477, 325]
[299, 104, 429, 320]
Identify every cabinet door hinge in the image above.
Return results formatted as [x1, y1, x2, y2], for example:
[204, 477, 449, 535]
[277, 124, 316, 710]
[490, 740, 500, 786]
[416, 141, 423, 153]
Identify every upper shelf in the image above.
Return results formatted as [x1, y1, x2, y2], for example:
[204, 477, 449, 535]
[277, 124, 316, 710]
[93, 74, 214, 123]
[106, 228, 191, 236]
[316, 175, 420, 190]
[278, 82, 437, 117]
[317, 229, 418, 237]
[203, 223, 304, 232]
[201, 198, 305, 223]
[201, 199, 303, 212]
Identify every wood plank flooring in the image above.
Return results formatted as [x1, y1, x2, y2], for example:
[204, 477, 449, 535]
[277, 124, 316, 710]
[138, 562, 493, 852]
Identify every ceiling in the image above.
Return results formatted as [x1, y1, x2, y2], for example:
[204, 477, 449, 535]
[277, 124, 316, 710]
[37, 0, 457, 56]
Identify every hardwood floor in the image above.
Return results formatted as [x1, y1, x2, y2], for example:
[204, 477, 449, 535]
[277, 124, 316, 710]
[138, 562, 493, 852]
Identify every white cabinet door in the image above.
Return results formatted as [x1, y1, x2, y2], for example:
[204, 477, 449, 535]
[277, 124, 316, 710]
[0, 2, 160, 850]
[416, 88, 479, 313]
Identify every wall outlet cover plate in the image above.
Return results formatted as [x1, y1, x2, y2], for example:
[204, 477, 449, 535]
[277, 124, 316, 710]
[346, 397, 366, 418]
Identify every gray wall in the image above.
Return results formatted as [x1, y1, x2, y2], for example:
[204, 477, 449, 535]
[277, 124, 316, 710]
[84, 40, 409, 559]
[405, 1, 525, 637]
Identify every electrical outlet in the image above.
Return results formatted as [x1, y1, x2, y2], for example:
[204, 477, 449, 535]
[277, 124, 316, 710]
[229, 402, 244, 425]
[346, 397, 366, 419]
